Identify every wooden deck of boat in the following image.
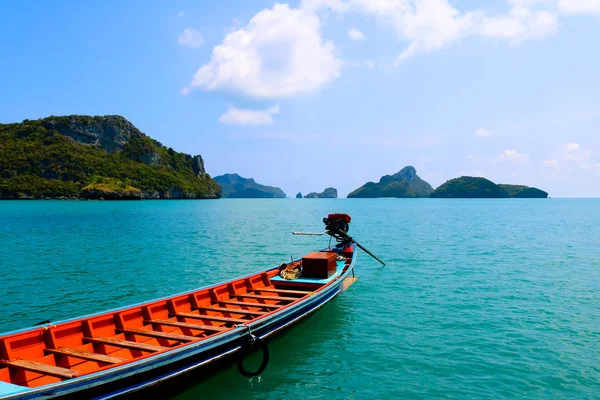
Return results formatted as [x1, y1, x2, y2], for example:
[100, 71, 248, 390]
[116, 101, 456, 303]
[0, 268, 329, 389]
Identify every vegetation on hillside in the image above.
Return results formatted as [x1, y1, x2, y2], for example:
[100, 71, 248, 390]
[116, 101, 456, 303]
[430, 177, 549, 198]
[81, 177, 143, 200]
[497, 184, 548, 198]
[348, 166, 434, 198]
[213, 173, 286, 198]
[0, 116, 221, 199]
[304, 187, 337, 198]
[430, 177, 508, 198]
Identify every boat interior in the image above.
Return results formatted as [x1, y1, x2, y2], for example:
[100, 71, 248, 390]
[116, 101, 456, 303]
[0, 249, 353, 389]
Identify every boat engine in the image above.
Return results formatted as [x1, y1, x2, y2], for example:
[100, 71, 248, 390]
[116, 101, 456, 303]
[323, 213, 351, 234]
[323, 213, 353, 247]
[293, 212, 385, 265]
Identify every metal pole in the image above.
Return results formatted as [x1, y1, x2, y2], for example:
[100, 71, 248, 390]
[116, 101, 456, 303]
[353, 241, 386, 266]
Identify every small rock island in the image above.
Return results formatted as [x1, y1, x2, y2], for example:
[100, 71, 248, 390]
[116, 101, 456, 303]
[304, 187, 337, 198]
[296, 192, 303, 198]
[347, 166, 434, 198]
[0, 115, 221, 199]
[213, 173, 286, 198]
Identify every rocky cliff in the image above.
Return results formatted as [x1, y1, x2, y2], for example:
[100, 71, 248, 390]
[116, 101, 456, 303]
[0, 115, 221, 199]
[347, 166, 434, 198]
[304, 187, 337, 198]
[213, 173, 286, 198]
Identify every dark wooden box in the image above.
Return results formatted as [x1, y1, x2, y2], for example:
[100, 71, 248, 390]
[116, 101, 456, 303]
[302, 252, 337, 279]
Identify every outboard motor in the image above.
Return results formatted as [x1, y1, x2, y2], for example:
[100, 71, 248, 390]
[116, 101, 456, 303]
[293, 213, 385, 265]
[323, 213, 351, 234]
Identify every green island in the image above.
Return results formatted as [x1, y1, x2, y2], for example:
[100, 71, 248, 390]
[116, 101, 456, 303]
[430, 177, 548, 198]
[348, 167, 548, 198]
[0, 117, 550, 201]
[304, 187, 337, 198]
[497, 184, 549, 198]
[347, 166, 434, 198]
[213, 173, 286, 198]
[0, 115, 221, 199]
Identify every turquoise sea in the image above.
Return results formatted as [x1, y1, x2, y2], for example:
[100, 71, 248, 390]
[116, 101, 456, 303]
[1, 199, 599, 399]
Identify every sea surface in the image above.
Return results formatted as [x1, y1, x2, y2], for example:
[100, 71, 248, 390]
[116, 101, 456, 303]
[1, 199, 599, 399]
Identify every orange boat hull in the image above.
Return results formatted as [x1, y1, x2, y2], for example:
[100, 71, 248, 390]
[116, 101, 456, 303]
[0, 245, 356, 399]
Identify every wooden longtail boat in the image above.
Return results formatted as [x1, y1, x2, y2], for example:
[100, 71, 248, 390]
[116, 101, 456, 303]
[0, 214, 381, 399]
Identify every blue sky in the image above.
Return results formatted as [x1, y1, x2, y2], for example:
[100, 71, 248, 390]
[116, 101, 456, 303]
[1, 0, 599, 197]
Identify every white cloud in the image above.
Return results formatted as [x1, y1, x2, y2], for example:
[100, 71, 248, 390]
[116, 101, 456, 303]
[479, 6, 558, 43]
[219, 105, 280, 126]
[183, 0, 599, 99]
[497, 149, 530, 163]
[467, 155, 481, 162]
[475, 128, 493, 137]
[557, 0, 600, 15]
[348, 28, 366, 40]
[186, 4, 341, 98]
[303, 0, 558, 64]
[303, 0, 476, 65]
[545, 142, 600, 175]
[561, 142, 581, 153]
[301, 0, 350, 13]
[560, 142, 593, 164]
[178, 28, 205, 48]
[181, 87, 190, 96]
[178, 10, 184, 17]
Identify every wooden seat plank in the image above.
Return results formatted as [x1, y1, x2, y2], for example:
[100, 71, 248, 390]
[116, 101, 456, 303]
[0, 359, 78, 379]
[85, 337, 168, 352]
[237, 294, 298, 302]
[217, 300, 283, 309]
[120, 329, 198, 342]
[145, 320, 228, 332]
[193, 306, 267, 316]
[173, 312, 247, 324]
[45, 348, 125, 364]
[252, 288, 313, 295]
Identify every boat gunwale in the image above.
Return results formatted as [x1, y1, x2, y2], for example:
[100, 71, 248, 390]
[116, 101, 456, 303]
[0, 245, 356, 399]
[92, 281, 347, 400]
[0, 266, 278, 338]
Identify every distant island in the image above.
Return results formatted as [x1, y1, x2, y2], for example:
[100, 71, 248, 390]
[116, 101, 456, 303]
[347, 167, 549, 199]
[213, 173, 286, 198]
[304, 187, 337, 198]
[296, 192, 302, 198]
[497, 184, 549, 198]
[430, 177, 549, 198]
[0, 115, 221, 200]
[0, 117, 551, 201]
[347, 166, 434, 198]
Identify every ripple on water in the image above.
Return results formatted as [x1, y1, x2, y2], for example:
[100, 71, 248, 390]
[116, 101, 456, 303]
[1, 199, 599, 399]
